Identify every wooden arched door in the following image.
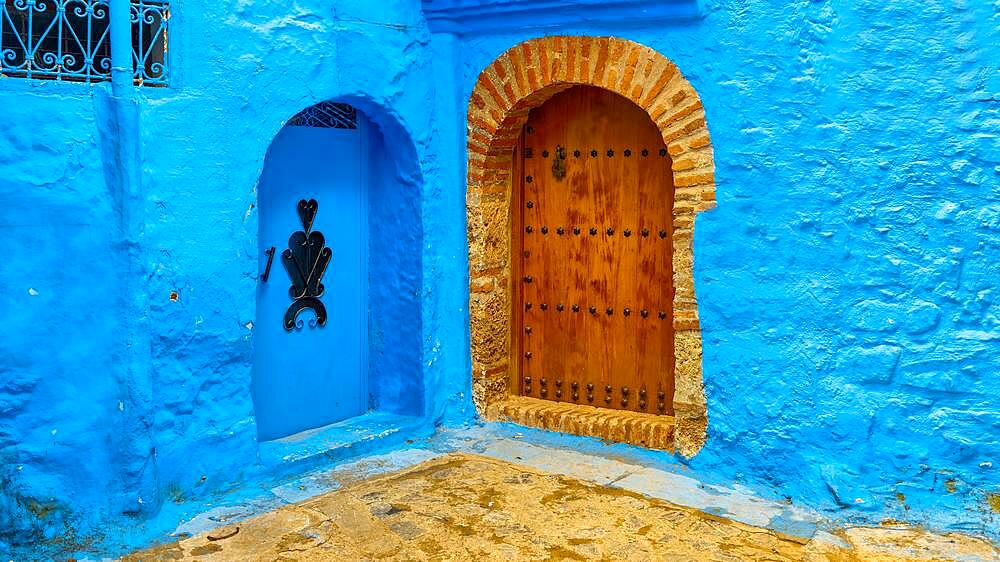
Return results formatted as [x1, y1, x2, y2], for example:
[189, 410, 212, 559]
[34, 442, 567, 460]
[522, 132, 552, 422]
[514, 85, 675, 415]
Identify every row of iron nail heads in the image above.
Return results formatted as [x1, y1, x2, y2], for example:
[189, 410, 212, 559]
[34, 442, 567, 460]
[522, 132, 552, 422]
[523, 304, 669, 319]
[524, 225, 669, 237]
[522, 379, 670, 411]
[525, 148, 670, 158]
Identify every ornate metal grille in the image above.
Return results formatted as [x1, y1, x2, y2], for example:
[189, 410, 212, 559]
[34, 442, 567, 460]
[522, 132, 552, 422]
[129, 0, 167, 85]
[0, 0, 168, 85]
[287, 102, 358, 129]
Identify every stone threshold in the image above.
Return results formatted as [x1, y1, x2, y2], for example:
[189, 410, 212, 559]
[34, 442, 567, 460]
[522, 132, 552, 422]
[486, 396, 676, 452]
[258, 411, 431, 478]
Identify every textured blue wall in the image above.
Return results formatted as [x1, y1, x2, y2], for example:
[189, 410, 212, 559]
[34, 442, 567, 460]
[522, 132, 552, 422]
[0, 91, 132, 546]
[364, 110, 426, 417]
[452, 0, 1000, 537]
[1, 0, 998, 556]
[0, 0, 472, 555]
[693, 0, 1000, 533]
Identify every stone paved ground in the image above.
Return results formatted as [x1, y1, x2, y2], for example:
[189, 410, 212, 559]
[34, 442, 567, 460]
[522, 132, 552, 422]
[126, 454, 999, 562]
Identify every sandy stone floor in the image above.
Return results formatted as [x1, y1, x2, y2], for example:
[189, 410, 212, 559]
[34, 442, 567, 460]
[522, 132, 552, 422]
[126, 454, 999, 562]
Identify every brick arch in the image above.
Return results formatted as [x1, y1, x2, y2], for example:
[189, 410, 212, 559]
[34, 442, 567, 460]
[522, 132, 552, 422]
[467, 36, 715, 456]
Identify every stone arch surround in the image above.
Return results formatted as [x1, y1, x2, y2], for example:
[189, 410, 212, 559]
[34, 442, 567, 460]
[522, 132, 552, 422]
[466, 36, 715, 456]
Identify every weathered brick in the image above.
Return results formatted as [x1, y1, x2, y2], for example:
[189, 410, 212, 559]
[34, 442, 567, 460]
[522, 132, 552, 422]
[480, 74, 508, 113]
[663, 116, 707, 144]
[672, 215, 695, 229]
[521, 41, 539, 91]
[481, 65, 505, 97]
[562, 36, 575, 82]
[672, 158, 698, 172]
[606, 69, 619, 92]
[640, 60, 678, 108]
[491, 58, 508, 82]
[673, 171, 714, 188]
[623, 48, 656, 104]
[509, 45, 530, 99]
[538, 39, 552, 86]
[466, 35, 713, 457]
[673, 319, 700, 331]
[670, 146, 714, 171]
[599, 38, 627, 90]
[482, 153, 513, 170]
[648, 76, 688, 121]
[470, 91, 487, 110]
[502, 82, 517, 106]
[492, 396, 678, 452]
[620, 45, 641, 94]
[470, 276, 496, 293]
[631, 83, 644, 101]
[525, 57, 540, 92]
[673, 187, 701, 202]
[603, 40, 623, 82]
[472, 365, 509, 413]
[470, 282, 509, 364]
[592, 39, 610, 84]
[469, 127, 491, 149]
[488, 60, 515, 107]
[467, 140, 488, 157]
[658, 100, 703, 131]
[579, 36, 593, 83]
[468, 112, 498, 137]
[688, 133, 711, 149]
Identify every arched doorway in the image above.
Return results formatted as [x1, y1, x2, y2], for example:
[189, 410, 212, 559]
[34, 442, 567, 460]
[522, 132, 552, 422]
[253, 101, 424, 441]
[466, 37, 716, 456]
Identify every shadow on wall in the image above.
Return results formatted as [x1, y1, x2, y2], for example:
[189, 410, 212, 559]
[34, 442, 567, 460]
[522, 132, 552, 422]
[252, 98, 424, 441]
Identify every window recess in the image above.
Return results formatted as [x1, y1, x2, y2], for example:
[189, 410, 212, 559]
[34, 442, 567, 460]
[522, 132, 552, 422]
[1, 0, 169, 86]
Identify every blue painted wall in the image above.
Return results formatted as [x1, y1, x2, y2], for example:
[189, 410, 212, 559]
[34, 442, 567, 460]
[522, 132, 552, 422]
[1, 0, 998, 556]
[0, 1, 472, 555]
[453, 0, 1000, 538]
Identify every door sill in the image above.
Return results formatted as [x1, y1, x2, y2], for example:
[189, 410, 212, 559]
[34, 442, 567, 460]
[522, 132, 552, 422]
[258, 411, 430, 477]
[486, 396, 676, 452]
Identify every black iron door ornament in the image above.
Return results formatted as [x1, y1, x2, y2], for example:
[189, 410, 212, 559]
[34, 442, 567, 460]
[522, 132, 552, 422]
[551, 144, 567, 180]
[281, 199, 332, 330]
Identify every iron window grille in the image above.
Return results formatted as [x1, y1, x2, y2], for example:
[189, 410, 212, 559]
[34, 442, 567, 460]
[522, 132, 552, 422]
[0, 0, 169, 86]
[287, 102, 358, 129]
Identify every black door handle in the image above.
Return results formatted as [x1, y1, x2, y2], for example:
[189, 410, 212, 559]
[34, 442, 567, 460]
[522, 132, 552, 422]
[262, 246, 276, 282]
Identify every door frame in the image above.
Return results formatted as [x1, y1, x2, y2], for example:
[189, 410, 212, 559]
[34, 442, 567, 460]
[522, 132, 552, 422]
[252, 114, 372, 440]
[357, 116, 371, 413]
[466, 36, 717, 456]
[510, 132, 525, 398]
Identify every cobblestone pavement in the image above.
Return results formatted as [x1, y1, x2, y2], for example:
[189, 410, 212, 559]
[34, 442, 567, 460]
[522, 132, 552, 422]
[126, 454, 999, 561]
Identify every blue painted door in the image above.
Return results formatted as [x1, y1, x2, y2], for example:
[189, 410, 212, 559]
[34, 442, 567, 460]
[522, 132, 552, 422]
[253, 119, 368, 441]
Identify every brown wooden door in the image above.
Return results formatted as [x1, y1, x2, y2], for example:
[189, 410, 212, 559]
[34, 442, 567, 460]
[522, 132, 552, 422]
[515, 85, 675, 415]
